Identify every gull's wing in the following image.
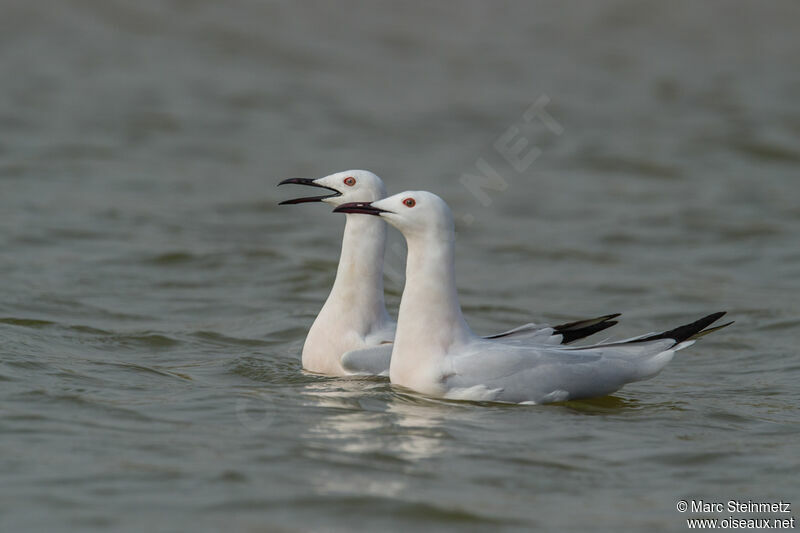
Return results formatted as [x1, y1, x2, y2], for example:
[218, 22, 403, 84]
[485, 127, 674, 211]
[445, 313, 731, 404]
[445, 338, 677, 403]
[558, 312, 733, 350]
[484, 314, 620, 345]
[482, 323, 559, 344]
[552, 313, 621, 344]
[341, 344, 393, 376]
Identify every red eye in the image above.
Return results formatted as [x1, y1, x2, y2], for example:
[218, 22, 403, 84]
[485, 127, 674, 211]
[403, 198, 416, 208]
[344, 177, 356, 186]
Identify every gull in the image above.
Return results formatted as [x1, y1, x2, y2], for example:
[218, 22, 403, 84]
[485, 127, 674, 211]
[334, 191, 733, 403]
[278, 170, 619, 376]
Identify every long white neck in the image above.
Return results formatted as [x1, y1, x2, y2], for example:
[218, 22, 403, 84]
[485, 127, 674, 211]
[390, 229, 474, 387]
[322, 213, 391, 331]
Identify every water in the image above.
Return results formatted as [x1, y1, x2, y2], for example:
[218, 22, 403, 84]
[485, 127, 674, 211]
[1, 1, 799, 531]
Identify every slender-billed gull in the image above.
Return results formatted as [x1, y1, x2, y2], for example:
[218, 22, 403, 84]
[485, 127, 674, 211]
[278, 171, 619, 376]
[335, 191, 732, 403]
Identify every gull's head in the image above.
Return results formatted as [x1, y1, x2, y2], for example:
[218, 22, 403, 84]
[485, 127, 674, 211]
[334, 191, 454, 239]
[278, 170, 387, 207]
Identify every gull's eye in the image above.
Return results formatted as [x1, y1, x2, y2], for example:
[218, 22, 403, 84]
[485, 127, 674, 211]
[344, 177, 356, 186]
[403, 198, 416, 208]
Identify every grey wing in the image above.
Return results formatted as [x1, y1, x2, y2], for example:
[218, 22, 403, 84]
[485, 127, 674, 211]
[445, 339, 676, 403]
[340, 344, 393, 376]
[446, 312, 728, 403]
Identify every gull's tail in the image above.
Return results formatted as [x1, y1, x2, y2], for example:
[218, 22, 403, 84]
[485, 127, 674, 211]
[553, 313, 621, 344]
[627, 311, 733, 347]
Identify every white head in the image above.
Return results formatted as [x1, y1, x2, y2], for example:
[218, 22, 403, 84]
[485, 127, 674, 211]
[278, 170, 387, 207]
[334, 190, 454, 240]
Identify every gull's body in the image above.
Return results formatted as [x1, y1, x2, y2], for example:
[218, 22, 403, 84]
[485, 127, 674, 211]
[302, 210, 396, 375]
[335, 191, 731, 404]
[279, 171, 619, 376]
[279, 171, 394, 375]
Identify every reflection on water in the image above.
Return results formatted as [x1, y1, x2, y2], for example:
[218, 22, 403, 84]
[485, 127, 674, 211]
[384, 397, 456, 462]
[300, 380, 452, 462]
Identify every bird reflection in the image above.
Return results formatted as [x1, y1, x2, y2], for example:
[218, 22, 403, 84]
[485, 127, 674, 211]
[300, 379, 483, 463]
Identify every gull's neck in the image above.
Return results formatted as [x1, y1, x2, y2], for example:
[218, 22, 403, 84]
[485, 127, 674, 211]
[322, 213, 391, 330]
[390, 229, 474, 385]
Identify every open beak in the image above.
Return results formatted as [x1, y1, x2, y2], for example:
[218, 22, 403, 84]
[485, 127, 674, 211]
[333, 202, 389, 216]
[278, 178, 342, 205]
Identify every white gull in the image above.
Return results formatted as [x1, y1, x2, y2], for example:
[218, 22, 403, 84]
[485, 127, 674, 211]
[334, 191, 732, 403]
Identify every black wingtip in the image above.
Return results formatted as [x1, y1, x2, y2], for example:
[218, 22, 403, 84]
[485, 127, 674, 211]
[554, 313, 622, 332]
[631, 312, 728, 346]
[553, 313, 622, 344]
[558, 320, 619, 344]
[687, 320, 734, 341]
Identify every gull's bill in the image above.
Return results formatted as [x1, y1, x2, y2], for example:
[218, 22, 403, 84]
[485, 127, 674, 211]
[333, 201, 389, 216]
[278, 178, 342, 205]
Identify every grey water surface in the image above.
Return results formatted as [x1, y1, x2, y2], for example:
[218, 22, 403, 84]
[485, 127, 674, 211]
[1, 1, 799, 532]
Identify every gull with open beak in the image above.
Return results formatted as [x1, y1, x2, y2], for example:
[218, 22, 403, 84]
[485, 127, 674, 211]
[334, 191, 732, 403]
[279, 171, 619, 376]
